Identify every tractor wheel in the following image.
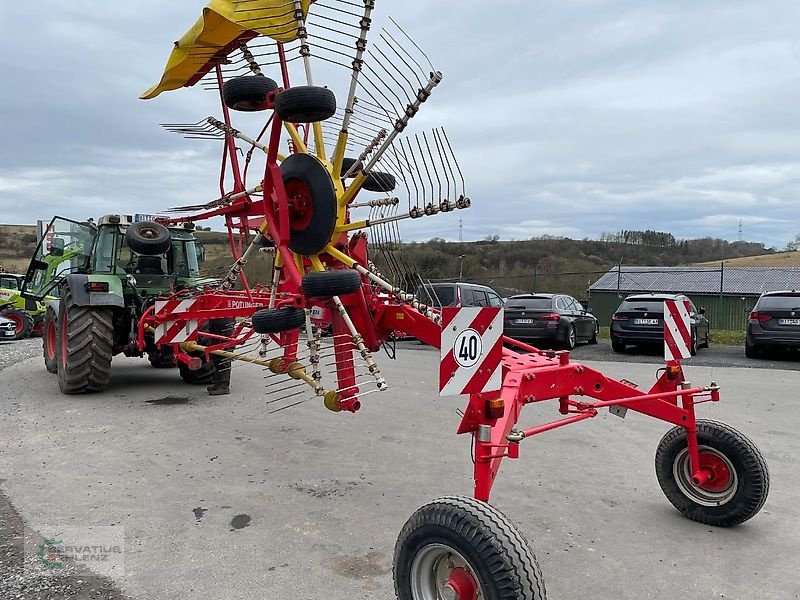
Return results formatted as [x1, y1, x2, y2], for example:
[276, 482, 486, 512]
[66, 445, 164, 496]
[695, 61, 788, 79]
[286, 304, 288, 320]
[57, 286, 113, 394]
[340, 158, 397, 193]
[655, 420, 769, 527]
[30, 314, 45, 337]
[0, 308, 34, 340]
[148, 351, 176, 368]
[394, 496, 546, 600]
[179, 361, 216, 385]
[252, 307, 306, 334]
[42, 307, 58, 374]
[281, 153, 337, 256]
[301, 270, 361, 298]
[222, 75, 278, 111]
[125, 221, 171, 255]
[274, 85, 336, 123]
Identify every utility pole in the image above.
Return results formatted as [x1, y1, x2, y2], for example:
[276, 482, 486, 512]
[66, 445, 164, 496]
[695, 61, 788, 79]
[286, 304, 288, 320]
[459, 218, 463, 243]
[738, 220, 743, 242]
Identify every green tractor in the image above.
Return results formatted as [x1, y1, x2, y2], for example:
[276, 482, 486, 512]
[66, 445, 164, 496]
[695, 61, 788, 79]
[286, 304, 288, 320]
[22, 215, 223, 394]
[0, 271, 50, 340]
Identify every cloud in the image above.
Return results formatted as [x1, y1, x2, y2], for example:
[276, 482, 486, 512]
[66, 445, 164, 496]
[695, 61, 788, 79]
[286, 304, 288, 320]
[0, 0, 799, 248]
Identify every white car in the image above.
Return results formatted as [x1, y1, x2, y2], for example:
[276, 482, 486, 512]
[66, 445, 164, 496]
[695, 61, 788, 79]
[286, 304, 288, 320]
[0, 315, 16, 339]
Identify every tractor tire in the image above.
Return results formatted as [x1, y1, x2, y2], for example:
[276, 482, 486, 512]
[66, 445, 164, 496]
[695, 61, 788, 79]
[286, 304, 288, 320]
[179, 361, 216, 385]
[57, 286, 113, 394]
[222, 75, 278, 111]
[125, 221, 171, 255]
[178, 318, 233, 385]
[394, 496, 546, 600]
[0, 308, 34, 340]
[252, 307, 306, 334]
[340, 157, 397, 192]
[31, 314, 45, 337]
[301, 270, 361, 298]
[281, 153, 337, 256]
[42, 307, 58, 374]
[148, 351, 176, 368]
[274, 85, 336, 123]
[655, 420, 769, 527]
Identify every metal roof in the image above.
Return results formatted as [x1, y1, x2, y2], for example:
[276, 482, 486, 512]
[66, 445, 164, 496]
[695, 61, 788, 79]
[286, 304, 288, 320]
[589, 266, 800, 296]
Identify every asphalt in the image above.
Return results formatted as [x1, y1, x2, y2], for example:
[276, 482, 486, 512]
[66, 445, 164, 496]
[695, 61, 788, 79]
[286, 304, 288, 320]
[0, 339, 798, 600]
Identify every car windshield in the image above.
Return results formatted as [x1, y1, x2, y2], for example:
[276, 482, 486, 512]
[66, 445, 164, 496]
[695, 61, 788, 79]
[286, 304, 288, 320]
[417, 285, 455, 307]
[758, 295, 800, 310]
[507, 296, 552, 309]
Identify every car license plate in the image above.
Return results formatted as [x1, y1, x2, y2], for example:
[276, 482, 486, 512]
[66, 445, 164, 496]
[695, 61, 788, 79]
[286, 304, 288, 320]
[778, 318, 800, 326]
[2, 331, 14, 338]
[514, 318, 534, 325]
[634, 318, 659, 325]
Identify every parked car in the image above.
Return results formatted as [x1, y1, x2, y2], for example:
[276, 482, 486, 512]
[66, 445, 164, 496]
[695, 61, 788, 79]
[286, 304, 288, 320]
[0, 315, 17, 340]
[503, 293, 598, 350]
[415, 282, 504, 309]
[745, 290, 800, 358]
[610, 293, 709, 354]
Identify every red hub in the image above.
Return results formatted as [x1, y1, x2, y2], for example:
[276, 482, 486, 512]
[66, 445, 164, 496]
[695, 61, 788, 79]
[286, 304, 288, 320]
[285, 179, 313, 231]
[7, 314, 23, 335]
[443, 567, 478, 600]
[695, 451, 733, 492]
[45, 321, 57, 361]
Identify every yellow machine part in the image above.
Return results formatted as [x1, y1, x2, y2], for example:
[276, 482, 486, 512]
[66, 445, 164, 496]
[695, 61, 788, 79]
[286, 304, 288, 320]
[141, 0, 311, 99]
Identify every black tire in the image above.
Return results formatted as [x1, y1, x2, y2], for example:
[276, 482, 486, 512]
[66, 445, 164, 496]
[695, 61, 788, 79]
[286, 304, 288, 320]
[340, 157, 397, 193]
[125, 221, 171, 255]
[281, 153, 337, 256]
[394, 496, 546, 600]
[179, 318, 233, 384]
[30, 313, 45, 337]
[0, 307, 34, 340]
[252, 307, 306, 334]
[563, 324, 577, 350]
[690, 330, 698, 356]
[57, 286, 113, 394]
[222, 75, 278, 111]
[699, 329, 710, 349]
[589, 325, 599, 345]
[274, 85, 336, 123]
[42, 306, 58, 374]
[611, 339, 626, 353]
[179, 361, 215, 385]
[744, 338, 760, 359]
[148, 351, 176, 368]
[655, 420, 769, 527]
[302, 270, 361, 298]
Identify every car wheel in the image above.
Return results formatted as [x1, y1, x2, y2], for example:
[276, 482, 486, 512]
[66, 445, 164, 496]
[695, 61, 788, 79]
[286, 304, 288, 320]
[611, 339, 626, 353]
[744, 338, 761, 359]
[563, 324, 576, 350]
[690, 331, 698, 356]
[588, 325, 599, 345]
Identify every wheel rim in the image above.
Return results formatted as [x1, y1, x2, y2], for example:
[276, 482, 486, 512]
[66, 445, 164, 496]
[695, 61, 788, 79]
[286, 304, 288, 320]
[673, 445, 738, 506]
[45, 320, 57, 360]
[568, 327, 576, 347]
[410, 543, 482, 600]
[137, 225, 161, 239]
[285, 179, 314, 231]
[7, 314, 23, 334]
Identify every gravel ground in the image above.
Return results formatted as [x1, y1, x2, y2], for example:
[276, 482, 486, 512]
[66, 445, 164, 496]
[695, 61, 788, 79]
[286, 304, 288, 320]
[0, 339, 130, 600]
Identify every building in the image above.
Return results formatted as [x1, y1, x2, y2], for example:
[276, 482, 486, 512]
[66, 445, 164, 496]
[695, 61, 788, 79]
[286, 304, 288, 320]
[587, 265, 800, 331]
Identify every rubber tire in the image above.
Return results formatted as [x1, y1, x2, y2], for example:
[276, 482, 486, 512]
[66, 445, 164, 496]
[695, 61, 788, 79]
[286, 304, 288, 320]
[655, 420, 769, 527]
[252, 307, 306, 334]
[179, 361, 215, 385]
[394, 496, 546, 600]
[125, 221, 171, 255]
[223, 75, 278, 111]
[0, 307, 34, 340]
[340, 158, 397, 193]
[611, 339, 626, 353]
[42, 307, 58, 374]
[274, 85, 336, 123]
[563, 324, 576, 350]
[281, 153, 337, 256]
[744, 338, 760, 359]
[179, 318, 232, 384]
[690, 330, 698, 356]
[57, 286, 113, 394]
[699, 329, 710, 349]
[588, 325, 599, 345]
[30, 314, 45, 337]
[148, 351, 176, 368]
[302, 270, 361, 298]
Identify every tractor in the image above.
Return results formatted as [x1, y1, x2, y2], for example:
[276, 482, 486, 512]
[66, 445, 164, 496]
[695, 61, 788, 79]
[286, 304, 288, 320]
[22, 214, 224, 393]
[0, 271, 49, 340]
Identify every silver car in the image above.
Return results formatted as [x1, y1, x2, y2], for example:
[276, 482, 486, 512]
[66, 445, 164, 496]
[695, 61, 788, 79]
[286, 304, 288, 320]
[0, 315, 16, 340]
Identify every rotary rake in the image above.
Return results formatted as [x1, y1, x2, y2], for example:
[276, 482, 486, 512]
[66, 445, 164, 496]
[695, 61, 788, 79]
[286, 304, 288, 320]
[140, 1, 769, 598]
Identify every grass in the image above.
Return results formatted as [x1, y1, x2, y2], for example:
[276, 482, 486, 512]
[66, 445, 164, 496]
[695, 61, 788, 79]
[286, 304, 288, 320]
[598, 327, 745, 346]
[696, 251, 800, 267]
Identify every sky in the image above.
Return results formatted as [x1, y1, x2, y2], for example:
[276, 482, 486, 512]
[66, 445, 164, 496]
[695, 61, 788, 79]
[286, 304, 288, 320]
[1, 1, 799, 247]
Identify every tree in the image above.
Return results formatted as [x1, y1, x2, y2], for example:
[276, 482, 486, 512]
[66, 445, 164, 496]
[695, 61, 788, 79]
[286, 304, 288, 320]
[785, 235, 800, 251]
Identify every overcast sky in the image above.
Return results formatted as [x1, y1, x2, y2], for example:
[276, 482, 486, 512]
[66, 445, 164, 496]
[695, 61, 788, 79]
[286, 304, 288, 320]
[1, 1, 799, 247]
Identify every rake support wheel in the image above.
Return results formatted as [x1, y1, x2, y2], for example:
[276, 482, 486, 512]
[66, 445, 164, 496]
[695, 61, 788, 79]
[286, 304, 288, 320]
[281, 153, 338, 256]
[125, 221, 171, 255]
[274, 85, 336, 123]
[394, 496, 546, 600]
[340, 157, 397, 192]
[252, 307, 306, 334]
[223, 75, 278, 111]
[302, 270, 362, 298]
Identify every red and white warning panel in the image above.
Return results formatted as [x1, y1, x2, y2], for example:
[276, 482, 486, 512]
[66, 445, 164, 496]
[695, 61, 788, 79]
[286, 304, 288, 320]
[664, 299, 692, 361]
[440, 307, 503, 396]
[154, 298, 200, 344]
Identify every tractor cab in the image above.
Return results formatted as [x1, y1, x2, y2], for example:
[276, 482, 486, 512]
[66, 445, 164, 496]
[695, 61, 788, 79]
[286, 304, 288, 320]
[23, 215, 206, 300]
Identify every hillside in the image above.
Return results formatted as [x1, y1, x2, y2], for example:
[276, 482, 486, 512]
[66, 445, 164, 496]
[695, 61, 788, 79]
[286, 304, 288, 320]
[696, 251, 800, 267]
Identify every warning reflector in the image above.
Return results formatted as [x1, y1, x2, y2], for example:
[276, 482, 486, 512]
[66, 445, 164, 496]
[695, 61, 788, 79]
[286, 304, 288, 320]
[664, 299, 692, 361]
[439, 307, 503, 396]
